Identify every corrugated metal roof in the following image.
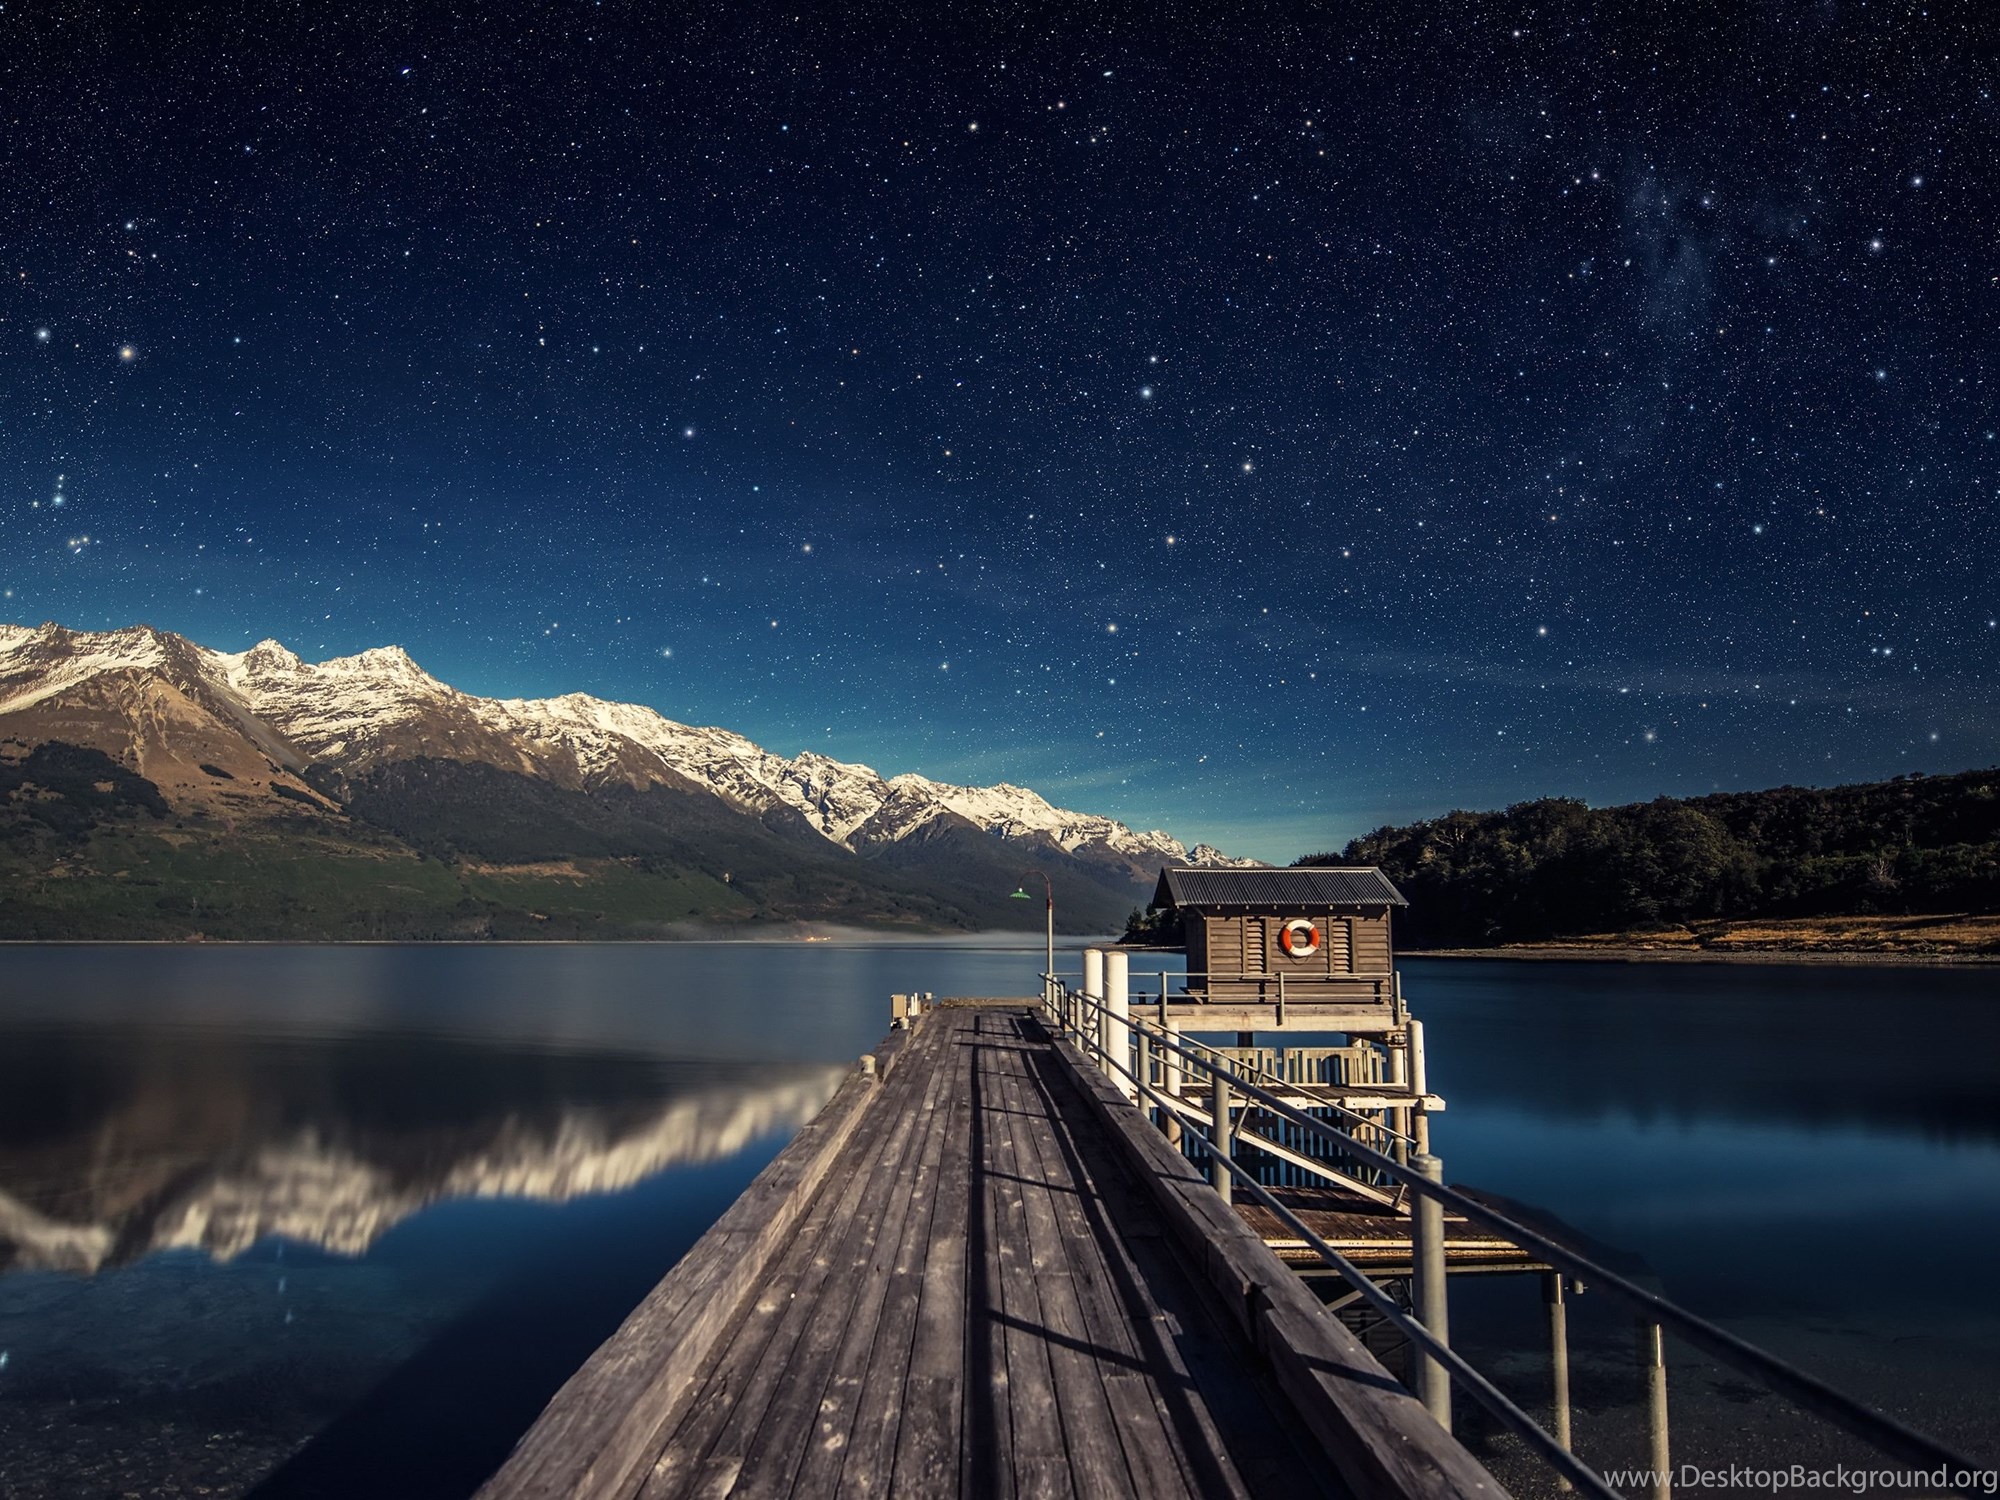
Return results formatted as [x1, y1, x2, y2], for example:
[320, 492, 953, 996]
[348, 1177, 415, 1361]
[1153, 866, 1408, 909]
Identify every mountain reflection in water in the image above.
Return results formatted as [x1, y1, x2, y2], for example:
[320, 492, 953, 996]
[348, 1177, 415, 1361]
[0, 1033, 842, 1274]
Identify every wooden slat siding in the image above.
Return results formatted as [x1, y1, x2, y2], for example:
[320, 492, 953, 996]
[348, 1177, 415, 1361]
[685, 1020, 947, 1498]
[1047, 1033, 1511, 1500]
[829, 1009, 962, 1498]
[1355, 917, 1391, 975]
[788, 1016, 961, 1497]
[477, 1027, 913, 1500]
[986, 1017, 1141, 1500]
[885, 1017, 976, 1497]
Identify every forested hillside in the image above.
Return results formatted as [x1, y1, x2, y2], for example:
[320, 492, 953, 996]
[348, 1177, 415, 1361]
[1304, 768, 2000, 948]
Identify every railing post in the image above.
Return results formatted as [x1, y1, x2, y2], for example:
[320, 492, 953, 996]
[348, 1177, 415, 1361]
[1210, 1067, 1233, 1204]
[1162, 1016, 1184, 1149]
[1106, 950, 1133, 1102]
[1639, 1320, 1671, 1499]
[1135, 1027, 1152, 1115]
[1546, 1273, 1573, 1488]
[1411, 1151, 1452, 1432]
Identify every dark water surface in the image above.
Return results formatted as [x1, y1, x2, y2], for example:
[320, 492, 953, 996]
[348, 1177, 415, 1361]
[0, 946, 1994, 1496]
[1399, 957, 2000, 1488]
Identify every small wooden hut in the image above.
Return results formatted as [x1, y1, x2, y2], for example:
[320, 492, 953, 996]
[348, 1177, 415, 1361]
[1151, 866, 1408, 1009]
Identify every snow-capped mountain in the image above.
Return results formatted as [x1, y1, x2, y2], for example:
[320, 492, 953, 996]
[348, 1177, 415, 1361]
[0, 621, 1256, 873]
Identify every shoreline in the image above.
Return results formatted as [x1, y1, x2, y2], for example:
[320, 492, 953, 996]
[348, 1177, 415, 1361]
[1408, 945, 2000, 968]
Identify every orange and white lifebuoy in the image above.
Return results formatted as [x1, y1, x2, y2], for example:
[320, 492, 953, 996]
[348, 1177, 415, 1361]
[1278, 918, 1320, 958]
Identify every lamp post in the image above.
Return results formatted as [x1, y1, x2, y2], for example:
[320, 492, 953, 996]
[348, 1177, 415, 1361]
[1010, 870, 1054, 982]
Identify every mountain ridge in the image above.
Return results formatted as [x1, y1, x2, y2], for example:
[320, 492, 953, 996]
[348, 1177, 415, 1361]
[0, 620, 1254, 940]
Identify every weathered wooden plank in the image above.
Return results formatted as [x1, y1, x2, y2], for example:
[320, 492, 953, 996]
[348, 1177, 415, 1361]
[789, 1016, 961, 1497]
[690, 1022, 947, 1498]
[1000, 1023, 1152, 1500]
[477, 1037, 901, 1500]
[825, 1018, 958, 1496]
[640, 1155, 856, 1498]
[641, 1081, 917, 1496]
[885, 1018, 976, 1497]
[961, 1011, 1028, 1499]
[1046, 1031, 1511, 1500]
[1037, 1060, 1263, 1500]
[988, 1016, 1137, 1500]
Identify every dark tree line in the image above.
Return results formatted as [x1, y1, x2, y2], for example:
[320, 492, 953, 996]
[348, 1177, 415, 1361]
[1298, 767, 2000, 948]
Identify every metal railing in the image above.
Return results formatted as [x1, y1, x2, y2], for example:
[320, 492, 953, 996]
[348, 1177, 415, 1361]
[1039, 968, 1989, 1500]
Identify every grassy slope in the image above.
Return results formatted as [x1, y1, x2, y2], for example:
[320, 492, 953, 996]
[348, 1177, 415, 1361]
[0, 822, 770, 940]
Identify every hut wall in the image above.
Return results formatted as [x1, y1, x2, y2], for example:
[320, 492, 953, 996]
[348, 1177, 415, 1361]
[1186, 906, 1397, 1000]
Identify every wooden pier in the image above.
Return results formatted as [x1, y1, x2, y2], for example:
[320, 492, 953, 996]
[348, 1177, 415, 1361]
[479, 1003, 1504, 1500]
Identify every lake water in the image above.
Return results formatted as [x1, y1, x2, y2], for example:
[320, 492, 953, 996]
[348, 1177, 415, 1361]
[0, 945, 1994, 1496]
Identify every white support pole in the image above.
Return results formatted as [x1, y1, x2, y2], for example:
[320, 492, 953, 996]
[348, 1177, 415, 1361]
[1388, 1030, 1411, 1168]
[1082, 946, 1104, 1059]
[1411, 1151, 1452, 1432]
[1407, 1017, 1432, 1157]
[1211, 1067, 1233, 1204]
[1105, 950, 1133, 1102]
[1162, 1016, 1184, 1149]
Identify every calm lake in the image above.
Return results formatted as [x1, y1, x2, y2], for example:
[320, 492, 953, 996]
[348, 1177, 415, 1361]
[0, 944, 1994, 1496]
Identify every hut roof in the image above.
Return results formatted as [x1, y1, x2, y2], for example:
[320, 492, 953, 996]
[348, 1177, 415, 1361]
[1153, 865, 1408, 910]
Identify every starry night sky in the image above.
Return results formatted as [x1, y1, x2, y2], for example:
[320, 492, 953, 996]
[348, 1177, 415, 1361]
[3, 2, 1995, 860]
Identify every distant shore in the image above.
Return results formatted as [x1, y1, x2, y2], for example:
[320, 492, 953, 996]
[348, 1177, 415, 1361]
[1413, 946, 1998, 967]
[1407, 913, 2000, 968]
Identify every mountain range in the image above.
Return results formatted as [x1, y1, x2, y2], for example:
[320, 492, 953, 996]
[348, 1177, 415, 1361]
[0, 622, 1252, 939]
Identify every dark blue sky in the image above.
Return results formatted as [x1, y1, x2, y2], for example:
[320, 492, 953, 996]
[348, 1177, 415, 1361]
[4, 1, 1995, 860]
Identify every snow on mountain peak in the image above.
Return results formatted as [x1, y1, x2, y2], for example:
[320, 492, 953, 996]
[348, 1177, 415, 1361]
[1, 622, 1252, 866]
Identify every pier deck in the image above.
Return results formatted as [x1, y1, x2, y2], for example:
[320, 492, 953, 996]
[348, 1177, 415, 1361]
[481, 1005, 1499, 1500]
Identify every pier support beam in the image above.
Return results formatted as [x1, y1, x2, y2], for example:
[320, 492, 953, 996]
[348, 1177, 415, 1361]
[1546, 1273, 1573, 1487]
[1639, 1319, 1671, 1500]
[1410, 1151, 1452, 1432]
